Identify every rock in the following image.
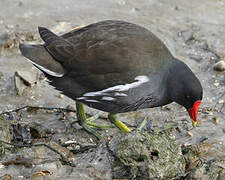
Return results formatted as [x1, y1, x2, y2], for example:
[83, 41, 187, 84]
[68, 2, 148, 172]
[190, 55, 202, 62]
[131, 7, 140, 12]
[58, 94, 64, 99]
[66, 104, 76, 111]
[14, 70, 41, 96]
[214, 82, 220, 87]
[213, 60, 225, 71]
[15, 71, 39, 86]
[187, 131, 193, 137]
[213, 117, 219, 124]
[109, 131, 185, 179]
[179, 30, 194, 42]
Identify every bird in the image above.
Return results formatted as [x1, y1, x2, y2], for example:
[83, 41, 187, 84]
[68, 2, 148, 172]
[19, 20, 203, 139]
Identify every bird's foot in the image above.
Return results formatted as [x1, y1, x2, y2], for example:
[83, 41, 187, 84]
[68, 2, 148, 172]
[86, 114, 114, 130]
[75, 103, 113, 139]
[108, 113, 131, 133]
[78, 118, 102, 140]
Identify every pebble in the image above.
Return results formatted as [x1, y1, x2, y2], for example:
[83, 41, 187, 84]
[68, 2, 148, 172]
[176, 126, 182, 133]
[67, 112, 75, 117]
[64, 140, 77, 145]
[66, 104, 75, 111]
[118, 0, 126, 5]
[131, 7, 140, 12]
[208, 112, 213, 116]
[187, 131, 193, 137]
[190, 55, 202, 62]
[58, 94, 64, 98]
[179, 30, 194, 42]
[74, 145, 80, 151]
[213, 117, 219, 124]
[55, 129, 61, 133]
[170, 135, 176, 140]
[214, 82, 220, 87]
[213, 60, 225, 71]
[218, 100, 224, 104]
[174, 6, 179, 10]
[199, 41, 209, 50]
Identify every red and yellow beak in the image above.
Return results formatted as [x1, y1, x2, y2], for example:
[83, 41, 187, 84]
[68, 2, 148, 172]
[188, 100, 201, 128]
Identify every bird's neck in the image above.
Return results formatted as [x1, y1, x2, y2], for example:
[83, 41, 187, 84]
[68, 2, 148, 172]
[166, 59, 194, 103]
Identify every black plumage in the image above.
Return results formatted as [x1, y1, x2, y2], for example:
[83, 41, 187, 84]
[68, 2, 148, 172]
[19, 20, 203, 137]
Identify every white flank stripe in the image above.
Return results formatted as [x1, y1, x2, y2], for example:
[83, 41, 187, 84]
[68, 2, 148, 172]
[83, 75, 149, 97]
[85, 99, 99, 103]
[101, 97, 115, 101]
[114, 92, 127, 97]
[77, 97, 86, 100]
[83, 92, 109, 97]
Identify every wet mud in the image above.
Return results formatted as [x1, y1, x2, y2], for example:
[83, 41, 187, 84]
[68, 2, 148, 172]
[0, 0, 224, 179]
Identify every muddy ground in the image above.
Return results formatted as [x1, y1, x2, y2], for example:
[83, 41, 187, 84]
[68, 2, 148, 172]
[0, 0, 224, 179]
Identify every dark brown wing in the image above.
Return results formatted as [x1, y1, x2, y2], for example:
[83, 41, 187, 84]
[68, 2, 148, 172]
[38, 21, 173, 90]
[40, 21, 172, 74]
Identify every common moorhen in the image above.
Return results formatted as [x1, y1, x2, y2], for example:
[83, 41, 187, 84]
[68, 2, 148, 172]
[19, 20, 203, 139]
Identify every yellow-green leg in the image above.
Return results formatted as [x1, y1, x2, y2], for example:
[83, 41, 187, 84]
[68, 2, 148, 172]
[76, 102, 101, 139]
[76, 102, 132, 139]
[108, 113, 131, 132]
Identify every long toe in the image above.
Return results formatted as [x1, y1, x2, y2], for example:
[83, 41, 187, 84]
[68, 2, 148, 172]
[79, 120, 102, 139]
[108, 113, 131, 133]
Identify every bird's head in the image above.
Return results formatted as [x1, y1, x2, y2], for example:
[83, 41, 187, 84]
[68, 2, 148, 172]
[168, 60, 203, 127]
[180, 88, 202, 128]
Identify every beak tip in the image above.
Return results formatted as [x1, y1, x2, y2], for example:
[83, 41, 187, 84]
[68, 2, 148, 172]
[192, 120, 197, 128]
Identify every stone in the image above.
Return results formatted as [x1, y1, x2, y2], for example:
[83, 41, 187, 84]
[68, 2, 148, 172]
[179, 30, 194, 42]
[109, 131, 185, 179]
[213, 60, 225, 71]
[213, 117, 219, 124]
[14, 71, 41, 95]
[58, 94, 64, 99]
[187, 131, 193, 137]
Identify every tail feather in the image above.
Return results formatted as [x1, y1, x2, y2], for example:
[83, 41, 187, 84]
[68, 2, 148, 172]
[38, 27, 60, 46]
[19, 43, 66, 77]
[38, 26, 75, 62]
